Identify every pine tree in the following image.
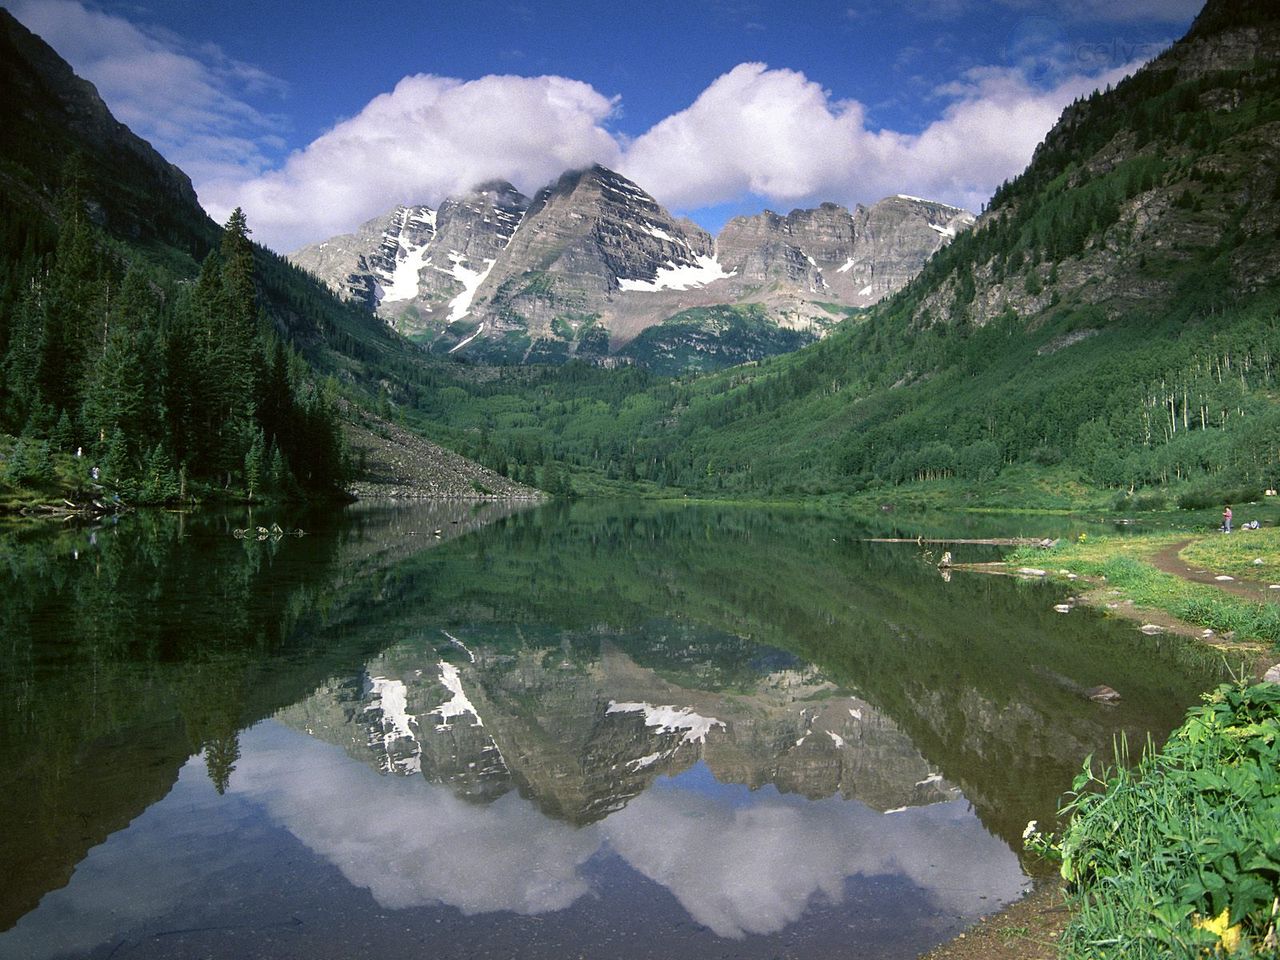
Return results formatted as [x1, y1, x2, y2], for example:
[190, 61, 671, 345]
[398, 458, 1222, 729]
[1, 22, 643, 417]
[189, 210, 263, 484]
[81, 314, 146, 455]
[244, 428, 266, 501]
[3, 280, 45, 427]
[38, 182, 103, 420]
[137, 444, 179, 504]
[51, 409, 75, 452]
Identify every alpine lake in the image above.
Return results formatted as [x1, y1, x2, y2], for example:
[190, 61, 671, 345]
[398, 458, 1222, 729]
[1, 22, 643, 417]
[0, 501, 1224, 960]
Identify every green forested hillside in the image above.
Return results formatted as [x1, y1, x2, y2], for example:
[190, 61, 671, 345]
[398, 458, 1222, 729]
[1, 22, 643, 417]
[0, 192, 350, 501]
[4, 1, 1279, 508]
[0, 8, 428, 505]
[388, 0, 1280, 503]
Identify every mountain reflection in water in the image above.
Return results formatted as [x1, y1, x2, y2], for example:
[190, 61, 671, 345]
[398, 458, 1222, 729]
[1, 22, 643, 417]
[0, 502, 1219, 960]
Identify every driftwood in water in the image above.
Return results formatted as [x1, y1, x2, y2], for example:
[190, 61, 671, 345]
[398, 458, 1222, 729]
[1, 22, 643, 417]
[18, 498, 125, 520]
[862, 537, 1048, 546]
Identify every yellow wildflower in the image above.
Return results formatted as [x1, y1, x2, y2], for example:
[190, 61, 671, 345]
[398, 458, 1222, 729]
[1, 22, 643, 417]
[1193, 907, 1242, 954]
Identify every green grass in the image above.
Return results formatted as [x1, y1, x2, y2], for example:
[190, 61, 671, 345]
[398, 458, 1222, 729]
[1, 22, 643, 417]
[1007, 532, 1280, 645]
[1183, 528, 1280, 581]
[1025, 682, 1280, 958]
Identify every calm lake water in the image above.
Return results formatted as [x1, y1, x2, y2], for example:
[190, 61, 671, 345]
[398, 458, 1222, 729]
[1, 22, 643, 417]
[0, 502, 1220, 959]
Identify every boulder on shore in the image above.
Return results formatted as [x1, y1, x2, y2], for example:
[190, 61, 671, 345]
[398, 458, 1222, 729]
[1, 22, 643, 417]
[1084, 685, 1121, 704]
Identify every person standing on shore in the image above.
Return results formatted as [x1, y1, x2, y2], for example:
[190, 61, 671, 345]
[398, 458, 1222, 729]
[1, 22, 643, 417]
[1223, 504, 1232, 533]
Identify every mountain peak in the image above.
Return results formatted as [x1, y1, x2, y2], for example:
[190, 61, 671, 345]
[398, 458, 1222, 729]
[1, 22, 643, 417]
[467, 179, 525, 201]
[290, 159, 972, 366]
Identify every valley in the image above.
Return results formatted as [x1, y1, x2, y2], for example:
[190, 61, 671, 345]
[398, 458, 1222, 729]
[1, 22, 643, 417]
[1, 1, 1279, 958]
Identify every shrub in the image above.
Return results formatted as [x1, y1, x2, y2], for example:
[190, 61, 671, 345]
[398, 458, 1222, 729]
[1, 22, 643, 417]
[1, 437, 53, 486]
[1178, 486, 1265, 510]
[1026, 682, 1280, 958]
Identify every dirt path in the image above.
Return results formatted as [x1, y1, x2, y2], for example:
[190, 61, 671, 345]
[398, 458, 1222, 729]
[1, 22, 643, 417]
[1149, 539, 1280, 603]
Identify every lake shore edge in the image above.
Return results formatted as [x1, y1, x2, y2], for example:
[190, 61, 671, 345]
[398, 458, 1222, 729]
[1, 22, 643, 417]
[923, 526, 1279, 960]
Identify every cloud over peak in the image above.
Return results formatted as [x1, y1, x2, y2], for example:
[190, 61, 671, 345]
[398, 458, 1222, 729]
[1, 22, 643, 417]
[9, 0, 1163, 252]
[200, 73, 623, 249]
[224, 57, 1143, 252]
[621, 58, 1144, 223]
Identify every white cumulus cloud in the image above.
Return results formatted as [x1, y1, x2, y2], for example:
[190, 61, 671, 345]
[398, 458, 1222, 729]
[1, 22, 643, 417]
[621, 59, 1145, 218]
[200, 73, 623, 252]
[9, 0, 1163, 253]
[242, 57, 1147, 250]
[620, 64, 870, 210]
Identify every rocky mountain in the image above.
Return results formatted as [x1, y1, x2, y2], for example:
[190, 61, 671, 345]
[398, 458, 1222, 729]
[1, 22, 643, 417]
[290, 165, 972, 368]
[716, 196, 973, 304]
[445, 165, 723, 363]
[291, 204, 437, 309]
[290, 181, 530, 335]
[279, 637, 960, 825]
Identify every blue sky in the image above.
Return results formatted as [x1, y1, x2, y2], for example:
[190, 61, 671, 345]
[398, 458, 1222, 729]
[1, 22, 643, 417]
[5, 0, 1200, 252]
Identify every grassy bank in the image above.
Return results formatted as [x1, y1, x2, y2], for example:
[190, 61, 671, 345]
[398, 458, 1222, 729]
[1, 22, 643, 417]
[1006, 527, 1280, 646]
[1024, 682, 1280, 958]
[1000, 517, 1280, 959]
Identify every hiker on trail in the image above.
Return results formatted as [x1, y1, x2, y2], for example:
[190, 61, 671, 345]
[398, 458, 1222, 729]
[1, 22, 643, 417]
[1223, 504, 1232, 533]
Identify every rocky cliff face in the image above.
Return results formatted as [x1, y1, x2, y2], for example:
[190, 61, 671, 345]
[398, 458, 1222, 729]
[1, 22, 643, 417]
[442, 165, 723, 361]
[0, 8, 216, 257]
[717, 196, 975, 307]
[290, 182, 530, 337]
[289, 164, 972, 368]
[290, 204, 437, 310]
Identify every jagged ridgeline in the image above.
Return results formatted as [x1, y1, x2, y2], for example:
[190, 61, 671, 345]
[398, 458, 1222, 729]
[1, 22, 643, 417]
[441, 0, 1276, 499]
[0, 9, 419, 503]
[290, 164, 972, 367]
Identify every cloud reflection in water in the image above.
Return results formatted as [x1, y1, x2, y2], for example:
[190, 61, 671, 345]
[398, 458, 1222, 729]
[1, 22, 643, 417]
[239, 722, 1025, 938]
[0, 720, 1026, 958]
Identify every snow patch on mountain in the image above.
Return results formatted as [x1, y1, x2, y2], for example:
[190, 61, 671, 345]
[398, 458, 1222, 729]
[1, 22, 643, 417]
[627, 751, 669, 771]
[618, 255, 736, 293]
[607, 701, 725, 744]
[365, 676, 417, 744]
[434, 661, 484, 728]
[601, 178, 650, 203]
[641, 223, 681, 244]
[380, 243, 431, 302]
[448, 322, 486, 354]
[364, 676, 421, 775]
[446, 255, 497, 322]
